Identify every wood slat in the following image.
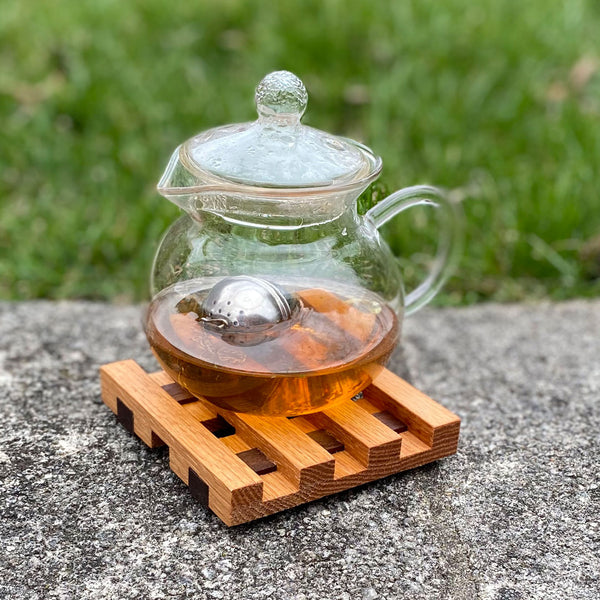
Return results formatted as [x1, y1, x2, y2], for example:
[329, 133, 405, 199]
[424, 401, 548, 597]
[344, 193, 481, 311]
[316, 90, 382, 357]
[100, 360, 263, 523]
[352, 395, 381, 414]
[261, 470, 299, 502]
[149, 371, 175, 386]
[332, 451, 366, 479]
[363, 367, 460, 448]
[287, 416, 318, 434]
[161, 382, 197, 404]
[306, 429, 345, 454]
[220, 434, 252, 454]
[236, 448, 277, 475]
[222, 411, 335, 489]
[308, 401, 402, 468]
[182, 400, 218, 423]
[372, 410, 408, 433]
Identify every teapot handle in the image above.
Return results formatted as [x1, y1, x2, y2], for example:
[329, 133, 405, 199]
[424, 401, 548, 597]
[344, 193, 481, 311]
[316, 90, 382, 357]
[366, 185, 462, 316]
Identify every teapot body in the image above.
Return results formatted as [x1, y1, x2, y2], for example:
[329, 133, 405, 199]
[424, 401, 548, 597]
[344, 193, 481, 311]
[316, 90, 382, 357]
[146, 200, 405, 417]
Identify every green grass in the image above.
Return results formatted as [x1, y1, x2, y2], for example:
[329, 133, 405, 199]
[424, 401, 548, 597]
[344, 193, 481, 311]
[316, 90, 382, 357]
[1, 0, 600, 304]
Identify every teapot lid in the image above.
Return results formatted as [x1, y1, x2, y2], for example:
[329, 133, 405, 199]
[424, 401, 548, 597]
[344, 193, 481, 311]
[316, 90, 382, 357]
[182, 71, 377, 188]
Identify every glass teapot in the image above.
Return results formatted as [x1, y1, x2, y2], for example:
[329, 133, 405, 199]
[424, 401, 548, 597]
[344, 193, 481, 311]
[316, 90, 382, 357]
[145, 71, 461, 417]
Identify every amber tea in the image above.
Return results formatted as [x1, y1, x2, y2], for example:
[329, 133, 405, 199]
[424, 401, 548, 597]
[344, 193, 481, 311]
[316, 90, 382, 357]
[145, 277, 399, 417]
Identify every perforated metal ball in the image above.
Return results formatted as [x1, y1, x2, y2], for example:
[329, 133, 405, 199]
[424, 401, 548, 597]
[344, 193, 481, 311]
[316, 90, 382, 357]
[199, 276, 300, 346]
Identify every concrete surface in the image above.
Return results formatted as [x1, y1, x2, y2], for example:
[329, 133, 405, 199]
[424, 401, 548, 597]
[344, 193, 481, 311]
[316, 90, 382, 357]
[0, 299, 598, 599]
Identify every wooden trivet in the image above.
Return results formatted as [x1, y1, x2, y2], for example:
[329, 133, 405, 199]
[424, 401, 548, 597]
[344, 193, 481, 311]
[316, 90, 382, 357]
[100, 360, 460, 526]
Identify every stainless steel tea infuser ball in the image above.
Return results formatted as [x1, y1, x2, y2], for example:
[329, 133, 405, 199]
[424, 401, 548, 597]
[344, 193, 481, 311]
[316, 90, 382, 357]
[198, 276, 301, 346]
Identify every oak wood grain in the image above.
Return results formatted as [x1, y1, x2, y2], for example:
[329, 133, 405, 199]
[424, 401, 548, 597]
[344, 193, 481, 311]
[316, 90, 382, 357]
[100, 359, 460, 526]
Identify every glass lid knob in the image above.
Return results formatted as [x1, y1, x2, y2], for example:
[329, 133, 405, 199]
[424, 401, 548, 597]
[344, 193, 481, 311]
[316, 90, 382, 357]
[255, 70, 308, 122]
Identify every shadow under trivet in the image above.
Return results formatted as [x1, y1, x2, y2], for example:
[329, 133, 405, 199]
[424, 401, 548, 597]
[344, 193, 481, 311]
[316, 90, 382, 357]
[100, 360, 460, 526]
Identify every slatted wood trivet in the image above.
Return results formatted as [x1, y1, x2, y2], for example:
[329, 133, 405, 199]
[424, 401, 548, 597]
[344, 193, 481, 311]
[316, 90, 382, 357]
[100, 359, 460, 526]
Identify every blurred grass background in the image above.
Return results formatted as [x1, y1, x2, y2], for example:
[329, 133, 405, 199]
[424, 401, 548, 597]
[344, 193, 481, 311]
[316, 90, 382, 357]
[1, 0, 599, 304]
